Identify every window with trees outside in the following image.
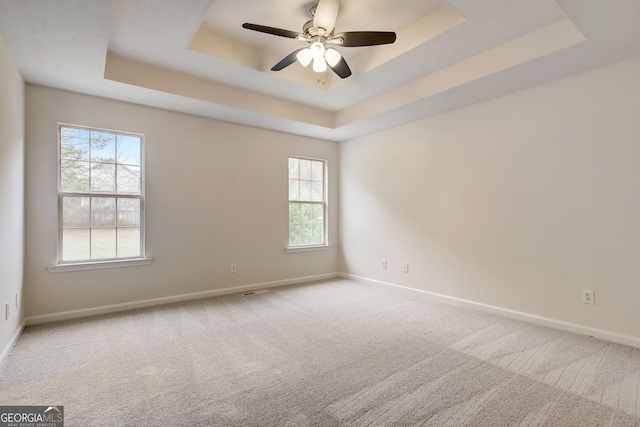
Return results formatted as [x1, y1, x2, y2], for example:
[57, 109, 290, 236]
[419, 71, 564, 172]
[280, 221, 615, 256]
[58, 124, 144, 263]
[288, 156, 326, 247]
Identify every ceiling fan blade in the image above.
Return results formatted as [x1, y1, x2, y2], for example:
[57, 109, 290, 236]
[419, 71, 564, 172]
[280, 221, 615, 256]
[328, 55, 352, 79]
[242, 23, 301, 39]
[313, 0, 339, 34]
[271, 48, 306, 71]
[334, 31, 397, 47]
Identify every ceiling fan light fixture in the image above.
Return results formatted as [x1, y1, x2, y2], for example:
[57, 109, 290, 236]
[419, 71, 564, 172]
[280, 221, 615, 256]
[296, 48, 312, 67]
[324, 48, 342, 67]
[313, 57, 327, 73]
[242, 0, 397, 80]
[309, 41, 326, 59]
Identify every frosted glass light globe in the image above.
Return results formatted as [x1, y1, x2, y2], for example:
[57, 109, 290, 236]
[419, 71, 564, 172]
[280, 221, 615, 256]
[313, 57, 327, 72]
[309, 41, 325, 59]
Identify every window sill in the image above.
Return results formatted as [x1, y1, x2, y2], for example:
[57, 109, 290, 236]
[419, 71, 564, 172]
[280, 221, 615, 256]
[47, 258, 153, 273]
[285, 245, 333, 253]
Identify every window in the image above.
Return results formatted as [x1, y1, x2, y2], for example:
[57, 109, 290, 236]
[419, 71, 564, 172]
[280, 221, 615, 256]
[288, 156, 326, 247]
[58, 124, 144, 263]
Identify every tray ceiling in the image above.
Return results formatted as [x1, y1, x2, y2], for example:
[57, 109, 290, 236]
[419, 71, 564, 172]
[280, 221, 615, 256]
[1, 0, 639, 141]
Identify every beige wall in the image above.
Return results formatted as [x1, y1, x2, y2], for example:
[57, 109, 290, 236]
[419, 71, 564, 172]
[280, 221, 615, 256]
[0, 33, 25, 355]
[25, 85, 338, 318]
[339, 55, 640, 342]
[17, 52, 640, 344]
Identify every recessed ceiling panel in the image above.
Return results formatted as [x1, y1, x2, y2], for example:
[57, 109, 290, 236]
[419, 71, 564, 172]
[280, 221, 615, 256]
[202, 0, 443, 58]
[192, 0, 456, 88]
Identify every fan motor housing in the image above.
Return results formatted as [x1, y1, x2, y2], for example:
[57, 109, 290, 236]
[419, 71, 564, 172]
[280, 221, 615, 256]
[303, 19, 332, 39]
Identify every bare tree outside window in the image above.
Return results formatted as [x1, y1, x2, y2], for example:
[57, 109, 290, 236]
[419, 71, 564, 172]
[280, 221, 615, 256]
[59, 125, 144, 262]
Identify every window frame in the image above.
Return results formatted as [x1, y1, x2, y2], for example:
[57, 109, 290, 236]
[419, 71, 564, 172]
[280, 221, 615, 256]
[286, 155, 330, 252]
[49, 123, 150, 272]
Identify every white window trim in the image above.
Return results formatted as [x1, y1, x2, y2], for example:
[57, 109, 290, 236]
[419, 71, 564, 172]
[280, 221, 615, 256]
[285, 245, 333, 253]
[53, 123, 149, 270]
[47, 258, 153, 273]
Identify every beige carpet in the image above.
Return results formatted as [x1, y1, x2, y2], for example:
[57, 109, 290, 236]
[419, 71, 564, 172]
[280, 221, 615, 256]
[1, 278, 640, 426]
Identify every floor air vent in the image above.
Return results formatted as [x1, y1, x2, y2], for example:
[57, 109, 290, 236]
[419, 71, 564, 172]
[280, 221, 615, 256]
[241, 289, 269, 296]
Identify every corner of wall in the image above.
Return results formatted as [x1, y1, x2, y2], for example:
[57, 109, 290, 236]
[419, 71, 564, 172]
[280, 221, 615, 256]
[0, 32, 26, 363]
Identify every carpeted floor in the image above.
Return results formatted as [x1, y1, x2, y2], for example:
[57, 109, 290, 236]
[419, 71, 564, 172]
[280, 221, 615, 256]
[1, 278, 639, 426]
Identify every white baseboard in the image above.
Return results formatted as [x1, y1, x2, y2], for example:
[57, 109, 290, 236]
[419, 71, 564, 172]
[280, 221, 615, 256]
[26, 273, 338, 326]
[340, 273, 640, 349]
[0, 320, 26, 367]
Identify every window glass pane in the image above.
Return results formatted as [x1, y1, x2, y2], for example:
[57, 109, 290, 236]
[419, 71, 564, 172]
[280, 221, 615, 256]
[91, 228, 116, 259]
[300, 224, 313, 245]
[312, 224, 324, 244]
[311, 182, 323, 202]
[300, 203, 313, 224]
[117, 228, 140, 258]
[118, 198, 141, 227]
[300, 181, 312, 201]
[62, 228, 90, 261]
[288, 157, 299, 180]
[91, 197, 116, 227]
[288, 179, 299, 201]
[289, 203, 300, 224]
[117, 165, 141, 194]
[60, 127, 89, 161]
[117, 135, 141, 166]
[63, 196, 90, 227]
[61, 160, 90, 192]
[59, 125, 145, 262]
[299, 159, 312, 180]
[289, 224, 301, 246]
[288, 157, 326, 246]
[312, 161, 323, 182]
[90, 163, 116, 193]
[91, 131, 116, 163]
[312, 204, 323, 223]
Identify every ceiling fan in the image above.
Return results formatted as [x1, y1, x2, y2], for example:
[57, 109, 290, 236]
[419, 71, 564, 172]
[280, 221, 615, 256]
[242, 0, 397, 79]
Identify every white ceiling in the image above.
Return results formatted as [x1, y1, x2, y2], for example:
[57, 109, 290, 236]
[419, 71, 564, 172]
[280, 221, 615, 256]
[1, 0, 639, 142]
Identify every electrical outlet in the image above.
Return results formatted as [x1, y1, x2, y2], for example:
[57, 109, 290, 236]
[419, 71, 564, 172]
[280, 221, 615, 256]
[381, 259, 387, 269]
[582, 289, 595, 305]
[5, 302, 9, 321]
[231, 263, 237, 273]
[402, 263, 409, 273]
